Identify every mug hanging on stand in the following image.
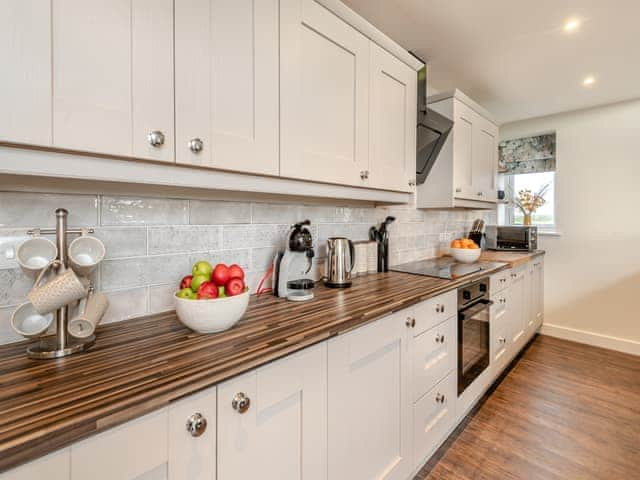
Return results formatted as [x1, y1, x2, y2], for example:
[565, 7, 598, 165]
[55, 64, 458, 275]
[68, 232, 105, 277]
[28, 261, 90, 315]
[11, 302, 55, 338]
[68, 287, 109, 338]
[16, 233, 58, 277]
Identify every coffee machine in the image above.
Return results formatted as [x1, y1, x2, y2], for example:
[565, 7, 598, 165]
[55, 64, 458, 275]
[273, 220, 315, 301]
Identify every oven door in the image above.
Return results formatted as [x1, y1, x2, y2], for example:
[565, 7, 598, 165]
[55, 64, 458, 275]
[458, 299, 492, 395]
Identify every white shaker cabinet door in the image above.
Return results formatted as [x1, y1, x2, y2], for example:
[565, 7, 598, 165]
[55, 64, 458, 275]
[52, 0, 174, 161]
[168, 386, 217, 480]
[217, 343, 327, 480]
[70, 409, 169, 480]
[451, 100, 475, 200]
[472, 117, 498, 201]
[0, 0, 52, 146]
[280, 0, 370, 187]
[369, 43, 417, 192]
[175, 0, 279, 175]
[0, 449, 69, 480]
[328, 312, 412, 480]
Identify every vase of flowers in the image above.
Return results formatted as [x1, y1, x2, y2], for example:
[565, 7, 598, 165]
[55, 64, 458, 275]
[515, 184, 550, 225]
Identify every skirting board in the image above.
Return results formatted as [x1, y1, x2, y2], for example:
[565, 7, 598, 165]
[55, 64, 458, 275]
[540, 323, 640, 356]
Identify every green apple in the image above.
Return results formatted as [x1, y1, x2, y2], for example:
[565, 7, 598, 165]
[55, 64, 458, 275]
[192, 260, 213, 278]
[176, 287, 197, 300]
[191, 274, 210, 292]
[217, 285, 226, 298]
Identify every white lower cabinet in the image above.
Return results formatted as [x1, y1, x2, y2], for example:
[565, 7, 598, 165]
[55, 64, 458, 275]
[328, 312, 412, 480]
[412, 372, 456, 470]
[490, 288, 510, 376]
[217, 343, 327, 480]
[0, 449, 69, 480]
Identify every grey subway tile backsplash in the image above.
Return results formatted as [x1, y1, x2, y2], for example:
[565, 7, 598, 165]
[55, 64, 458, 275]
[148, 225, 221, 255]
[0, 190, 497, 345]
[0, 192, 98, 228]
[101, 196, 189, 226]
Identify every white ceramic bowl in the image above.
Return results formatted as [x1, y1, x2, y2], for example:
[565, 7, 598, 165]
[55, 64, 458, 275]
[174, 290, 250, 333]
[450, 247, 482, 264]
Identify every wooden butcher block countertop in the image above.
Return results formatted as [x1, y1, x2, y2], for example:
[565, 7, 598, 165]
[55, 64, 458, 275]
[0, 255, 538, 472]
[479, 250, 545, 268]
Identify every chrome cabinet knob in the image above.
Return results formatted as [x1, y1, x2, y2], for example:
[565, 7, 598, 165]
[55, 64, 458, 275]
[232, 392, 251, 413]
[499, 337, 506, 344]
[405, 317, 416, 328]
[186, 412, 207, 437]
[147, 130, 165, 147]
[435, 334, 445, 343]
[455, 187, 462, 193]
[477, 192, 484, 196]
[189, 138, 204, 153]
[435, 393, 445, 403]
[360, 170, 370, 180]
[408, 179, 416, 187]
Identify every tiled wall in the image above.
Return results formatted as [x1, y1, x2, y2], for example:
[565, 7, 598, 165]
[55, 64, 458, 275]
[0, 191, 495, 345]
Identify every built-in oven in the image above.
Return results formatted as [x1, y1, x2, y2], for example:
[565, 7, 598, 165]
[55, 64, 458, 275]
[457, 278, 492, 395]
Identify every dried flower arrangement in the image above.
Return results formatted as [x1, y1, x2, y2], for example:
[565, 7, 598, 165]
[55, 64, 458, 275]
[514, 184, 550, 225]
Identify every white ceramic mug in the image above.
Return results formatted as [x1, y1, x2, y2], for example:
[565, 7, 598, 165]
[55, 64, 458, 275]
[68, 288, 109, 338]
[11, 302, 54, 338]
[68, 234, 105, 277]
[28, 261, 90, 315]
[16, 235, 58, 277]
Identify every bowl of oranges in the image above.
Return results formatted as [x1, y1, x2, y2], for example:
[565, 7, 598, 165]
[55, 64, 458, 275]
[449, 238, 481, 264]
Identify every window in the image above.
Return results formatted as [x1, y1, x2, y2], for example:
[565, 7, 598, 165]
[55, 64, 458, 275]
[499, 133, 557, 231]
[505, 172, 556, 229]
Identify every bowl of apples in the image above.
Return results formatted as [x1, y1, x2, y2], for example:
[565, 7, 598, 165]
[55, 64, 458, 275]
[449, 238, 482, 264]
[174, 261, 249, 333]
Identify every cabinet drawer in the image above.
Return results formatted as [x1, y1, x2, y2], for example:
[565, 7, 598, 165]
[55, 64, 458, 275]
[413, 317, 456, 402]
[490, 269, 511, 294]
[414, 290, 457, 336]
[413, 371, 456, 471]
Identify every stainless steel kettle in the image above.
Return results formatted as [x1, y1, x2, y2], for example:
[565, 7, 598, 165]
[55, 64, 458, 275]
[325, 237, 355, 288]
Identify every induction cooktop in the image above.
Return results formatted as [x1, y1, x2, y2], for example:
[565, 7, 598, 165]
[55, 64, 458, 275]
[391, 257, 506, 280]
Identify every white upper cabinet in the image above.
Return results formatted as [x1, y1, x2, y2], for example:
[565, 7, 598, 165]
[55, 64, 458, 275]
[280, 0, 371, 187]
[52, 0, 174, 161]
[175, 0, 279, 175]
[217, 344, 327, 480]
[328, 312, 412, 480]
[0, 0, 52, 146]
[417, 90, 498, 209]
[369, 44, 417, 192]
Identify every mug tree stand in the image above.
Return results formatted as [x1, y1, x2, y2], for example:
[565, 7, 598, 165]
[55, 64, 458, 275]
[26, 208, 95, 359]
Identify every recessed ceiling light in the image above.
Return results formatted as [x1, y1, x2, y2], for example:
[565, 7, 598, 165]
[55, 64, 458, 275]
[583, 76, 596, 87]
[564, 18, 581, 32]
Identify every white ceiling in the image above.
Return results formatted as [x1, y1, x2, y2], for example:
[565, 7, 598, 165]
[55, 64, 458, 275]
[342, 0, 640, 124]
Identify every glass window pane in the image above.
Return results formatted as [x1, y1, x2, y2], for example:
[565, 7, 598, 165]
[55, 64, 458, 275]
[512, 172, 555, 226]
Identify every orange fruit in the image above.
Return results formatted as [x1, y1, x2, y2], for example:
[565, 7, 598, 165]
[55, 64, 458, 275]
[451, 240, 462, 249]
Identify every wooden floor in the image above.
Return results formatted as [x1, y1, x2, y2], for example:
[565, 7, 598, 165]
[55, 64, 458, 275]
[415, 335, 640, 480]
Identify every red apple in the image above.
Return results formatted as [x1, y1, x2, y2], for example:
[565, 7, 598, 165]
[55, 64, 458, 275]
[211, 264, 230, 286]
[228, 264, 245, 281]
[226, 277, 245, 296]
[197, 281, 218, 300]
[180, 275, 193, 289]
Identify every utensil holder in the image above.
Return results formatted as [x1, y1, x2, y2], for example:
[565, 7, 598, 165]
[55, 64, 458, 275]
[22, 208, 98, 359]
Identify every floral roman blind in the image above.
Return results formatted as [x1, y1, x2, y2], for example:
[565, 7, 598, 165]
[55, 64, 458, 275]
[498, 133, 556, 175]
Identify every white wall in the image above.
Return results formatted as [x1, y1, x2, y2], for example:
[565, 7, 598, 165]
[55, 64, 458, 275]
[501, 99, 640, 354]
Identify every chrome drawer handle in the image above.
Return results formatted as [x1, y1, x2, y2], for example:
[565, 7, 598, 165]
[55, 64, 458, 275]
[435, 393, 445, 403]
[186, 412, 207, 437]
[189, 137, 204, 153]
[148, 130, 165, 147]
[232, 392, 251, 413]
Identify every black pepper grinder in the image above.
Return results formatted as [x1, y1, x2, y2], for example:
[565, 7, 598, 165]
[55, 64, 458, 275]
[369, 216, 395, 272]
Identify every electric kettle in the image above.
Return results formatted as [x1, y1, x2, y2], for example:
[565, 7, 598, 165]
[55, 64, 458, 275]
[325, 237, 355, 288]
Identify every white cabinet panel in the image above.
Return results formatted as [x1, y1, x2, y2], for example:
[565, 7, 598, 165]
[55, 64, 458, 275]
[413, 372, 456, 471]
[53, 0, 173, 160]
[70, 409, 168, 480]
[412, 317, 456, 403]
[490, 269, 511, 295]
[218, 343, 326, 480]
[508, 268, 527, 351]
[0, 0, 52, 146]
[281, 0, 370, 187]
[413, 290, 457, 336]
[175, 0, 279, 175]
[490, 289, 510, 375]
[328, 313, 411, 480]
[0, 449, 69, 480]
[168, 386, 216, 480]
[369, 44, 416, 192]
[452, 101, 474, 200]
[473, 119, 498, 200]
